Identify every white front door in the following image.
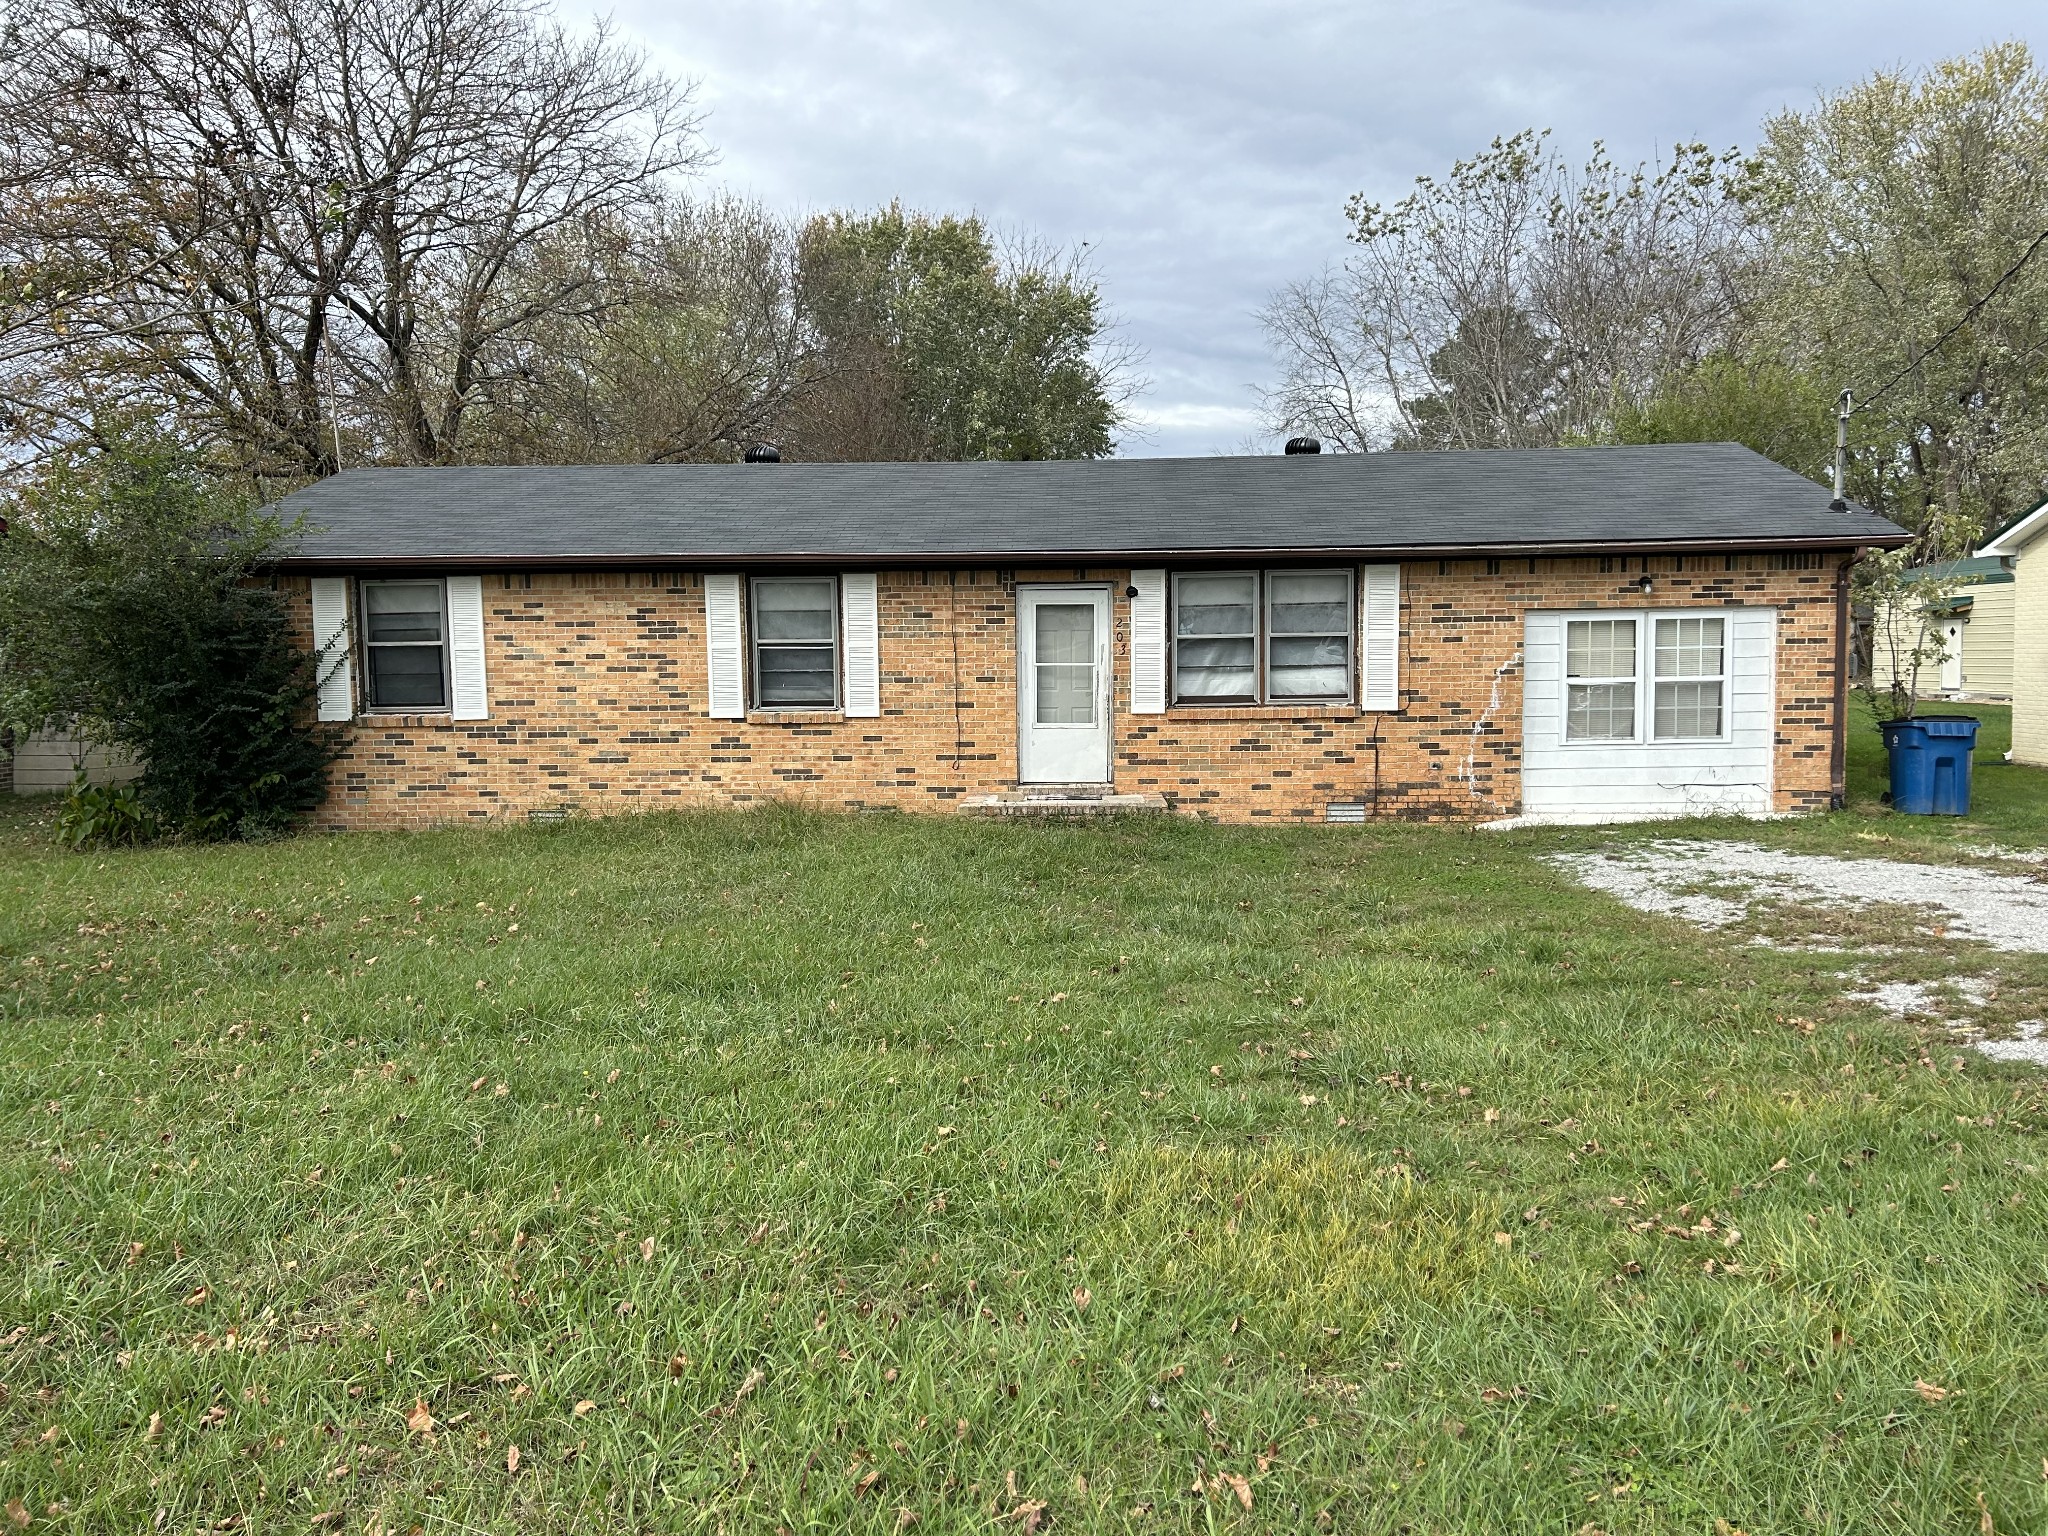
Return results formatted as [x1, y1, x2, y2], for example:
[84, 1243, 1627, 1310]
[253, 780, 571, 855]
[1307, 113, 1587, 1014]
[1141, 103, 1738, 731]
[1939, 619, 1965, 692]
[1018, 585, 1112, 784]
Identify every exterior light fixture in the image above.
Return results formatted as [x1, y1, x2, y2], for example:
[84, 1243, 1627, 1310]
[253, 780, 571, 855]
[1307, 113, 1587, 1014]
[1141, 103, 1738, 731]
[1638, 573, 1655, 595]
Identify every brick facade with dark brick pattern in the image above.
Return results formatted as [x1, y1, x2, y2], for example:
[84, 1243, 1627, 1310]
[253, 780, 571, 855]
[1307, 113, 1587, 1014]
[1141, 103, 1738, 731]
[291, 550, 1850, 829]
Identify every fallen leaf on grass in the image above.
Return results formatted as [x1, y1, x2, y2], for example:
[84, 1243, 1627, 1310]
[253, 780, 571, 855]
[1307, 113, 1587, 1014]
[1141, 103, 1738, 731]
[573, 1399, 596, 1418]
[1220, 1473, 1253, 1509]
[639, 1236, 656, 1263]
[667, 1352, 690, 1377]
[506, 1444, 520, 1474]
[3, 1502, 24, 1531]
[183, 1285, 212, 1307]
[405, 1400, 435, 1436]
[1071, 1287, 1091, 1312]
[309, 1515, 343, 1531]
[1915, 1380, 1950, 1403]
[1000, 1500, 1048, 1532]
[853, 1468, 882, 1498]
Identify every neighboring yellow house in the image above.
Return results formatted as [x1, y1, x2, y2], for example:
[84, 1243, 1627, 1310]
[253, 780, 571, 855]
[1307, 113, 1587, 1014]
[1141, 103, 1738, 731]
[1980, 499, 2048, 763]
[1870, 556, 2016, 701]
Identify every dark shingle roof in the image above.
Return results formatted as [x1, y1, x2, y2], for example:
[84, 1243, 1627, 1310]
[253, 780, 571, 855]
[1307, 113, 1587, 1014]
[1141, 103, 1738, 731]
[271, 443, 1908, 570]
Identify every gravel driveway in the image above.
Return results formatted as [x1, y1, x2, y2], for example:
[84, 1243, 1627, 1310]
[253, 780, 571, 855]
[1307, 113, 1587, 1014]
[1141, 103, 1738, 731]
[1549, 839, 2048, 1065]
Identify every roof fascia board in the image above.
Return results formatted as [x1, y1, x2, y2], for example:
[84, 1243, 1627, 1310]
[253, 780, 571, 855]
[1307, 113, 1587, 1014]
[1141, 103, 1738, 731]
[271, 533, 1903, 575]
[1980, 497, 2048, 556]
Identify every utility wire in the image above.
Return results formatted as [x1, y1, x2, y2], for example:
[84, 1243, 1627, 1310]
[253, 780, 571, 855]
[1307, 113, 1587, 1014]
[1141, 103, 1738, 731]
[1854, 222, 2048, 412]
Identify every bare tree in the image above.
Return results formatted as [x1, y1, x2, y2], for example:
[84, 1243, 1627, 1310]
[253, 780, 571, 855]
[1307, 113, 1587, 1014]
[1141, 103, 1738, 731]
[1260, 132, 1755, 450]
[476, 196, 812, 464]
[0, 0, 703, 480]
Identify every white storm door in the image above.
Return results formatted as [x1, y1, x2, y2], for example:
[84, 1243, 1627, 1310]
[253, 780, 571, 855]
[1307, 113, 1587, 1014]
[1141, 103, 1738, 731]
[1939, 620, 1965, 692]
[1018, 585, 1113, 784]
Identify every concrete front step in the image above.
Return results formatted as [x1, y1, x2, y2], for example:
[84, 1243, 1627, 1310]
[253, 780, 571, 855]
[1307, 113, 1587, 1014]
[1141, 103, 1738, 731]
[959, 789, 1174, 818]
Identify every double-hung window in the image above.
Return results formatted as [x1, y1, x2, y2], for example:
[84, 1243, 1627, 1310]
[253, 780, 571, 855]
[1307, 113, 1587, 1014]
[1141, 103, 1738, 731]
[1563, 614, 1726, 742]
[1172, 569, 1353, 704]
[750, 576, 839, 707]
[360, 579, 449, 713]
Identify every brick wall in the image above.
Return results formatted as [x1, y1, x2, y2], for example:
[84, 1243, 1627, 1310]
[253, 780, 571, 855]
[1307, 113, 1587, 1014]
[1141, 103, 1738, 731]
[292, 550, 1850, 829]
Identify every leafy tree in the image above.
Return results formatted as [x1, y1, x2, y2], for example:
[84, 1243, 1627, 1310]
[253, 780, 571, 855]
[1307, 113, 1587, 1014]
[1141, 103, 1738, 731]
[1740, 42, 2048, 544]
[0, 435, 335, 839]
[789, 207, 1126, 461]
[1396, 305, 1560, 450]
[1602, 352, 1837, 483]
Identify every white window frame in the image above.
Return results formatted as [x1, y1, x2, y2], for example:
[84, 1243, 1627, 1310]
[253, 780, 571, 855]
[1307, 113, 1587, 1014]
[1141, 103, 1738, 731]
[358, 577, 451, 715]
[748, 574, 841, 710]
[1170, 568, 1355, 706]
[1650, 613, 1730, 742]
[1561, 611, 1731, 747]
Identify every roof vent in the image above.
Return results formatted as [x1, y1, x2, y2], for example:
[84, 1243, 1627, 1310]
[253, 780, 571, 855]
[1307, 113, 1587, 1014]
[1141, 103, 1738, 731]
[1283, 436, 1322, 456]
[743, 443, 781, 464]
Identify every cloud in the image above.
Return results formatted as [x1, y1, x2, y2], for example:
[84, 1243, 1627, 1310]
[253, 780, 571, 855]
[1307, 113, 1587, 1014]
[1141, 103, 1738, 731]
[590, 0, 2040, 457]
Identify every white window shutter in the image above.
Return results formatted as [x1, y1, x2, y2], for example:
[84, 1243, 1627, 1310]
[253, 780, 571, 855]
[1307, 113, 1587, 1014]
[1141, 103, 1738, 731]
[841, 573, 881, 717]
[1130, 568, 1167, 713]
[447, 575, 489, 720]
[1360, 563, 1402, 711]
[704, 573, 745, 718]
[309, 576, 354, 722]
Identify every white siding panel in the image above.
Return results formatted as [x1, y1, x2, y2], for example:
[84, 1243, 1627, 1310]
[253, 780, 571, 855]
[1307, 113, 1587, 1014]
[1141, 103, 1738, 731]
[447, 575, 489, 720]
[310, 576, 354, 722]
[704, 574, 745, 719]
[1519, 607, 1777, 823]
[841, 573, 881, 717]
[1129, 569, 1167, 714]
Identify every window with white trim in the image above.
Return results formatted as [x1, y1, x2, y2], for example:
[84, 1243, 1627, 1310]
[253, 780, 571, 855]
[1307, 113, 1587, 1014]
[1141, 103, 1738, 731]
[749, 575, 839, 707]
[360, 579, 449, 713]
[1563, 613, 1727, 743]
[1171, 569, 1353, 704]
[1564, 618, 1638, 740]
[1652, 615, 1726, 738]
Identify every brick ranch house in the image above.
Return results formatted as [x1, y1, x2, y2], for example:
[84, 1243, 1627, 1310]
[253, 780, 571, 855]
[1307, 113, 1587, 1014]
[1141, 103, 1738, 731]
[270, 443, 1907, 828]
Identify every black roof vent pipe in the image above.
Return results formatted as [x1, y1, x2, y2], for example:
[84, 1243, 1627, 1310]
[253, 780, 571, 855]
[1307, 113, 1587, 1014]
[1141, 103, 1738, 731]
[743, 443, 782, 463]
[1283, 436, 1322, 455]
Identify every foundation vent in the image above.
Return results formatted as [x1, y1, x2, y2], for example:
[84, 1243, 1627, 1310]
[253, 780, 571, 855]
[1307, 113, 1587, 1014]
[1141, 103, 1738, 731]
[1324, 802, 1368, 824]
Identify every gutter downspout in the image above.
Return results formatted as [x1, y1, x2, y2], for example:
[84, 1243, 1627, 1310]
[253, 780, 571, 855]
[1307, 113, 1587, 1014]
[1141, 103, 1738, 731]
[1830, 547, 1868, 809]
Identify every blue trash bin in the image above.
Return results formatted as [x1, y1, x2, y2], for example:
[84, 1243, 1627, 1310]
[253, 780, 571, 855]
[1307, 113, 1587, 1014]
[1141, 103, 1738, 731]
[1880, 715, 1981, 815]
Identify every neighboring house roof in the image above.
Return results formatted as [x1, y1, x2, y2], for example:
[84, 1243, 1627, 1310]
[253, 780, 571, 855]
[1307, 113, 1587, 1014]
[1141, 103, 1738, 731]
[1979, 496, 2048, 557]
[1905, 556, 2014, 585]
[270, 442, 1909, 571]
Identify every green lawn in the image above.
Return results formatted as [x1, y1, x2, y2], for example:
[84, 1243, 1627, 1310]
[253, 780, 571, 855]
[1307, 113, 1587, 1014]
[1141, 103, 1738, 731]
[4, 754, 2048, 1532]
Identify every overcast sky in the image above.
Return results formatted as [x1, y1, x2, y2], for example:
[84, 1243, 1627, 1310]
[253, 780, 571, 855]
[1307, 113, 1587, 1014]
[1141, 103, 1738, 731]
[590, 1, 2039, 458]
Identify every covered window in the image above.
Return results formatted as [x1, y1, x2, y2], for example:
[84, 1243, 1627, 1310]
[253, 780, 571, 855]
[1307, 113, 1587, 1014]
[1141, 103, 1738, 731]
[1171, 569, 1353, 704]
[360, 579, 449, 712]
[750, 576, 838, 707]
[1564, 613, 1727, 743]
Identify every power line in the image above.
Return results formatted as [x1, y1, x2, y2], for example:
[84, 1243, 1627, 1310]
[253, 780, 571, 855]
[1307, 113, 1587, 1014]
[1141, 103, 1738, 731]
[1855, 222, 2048, 413]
